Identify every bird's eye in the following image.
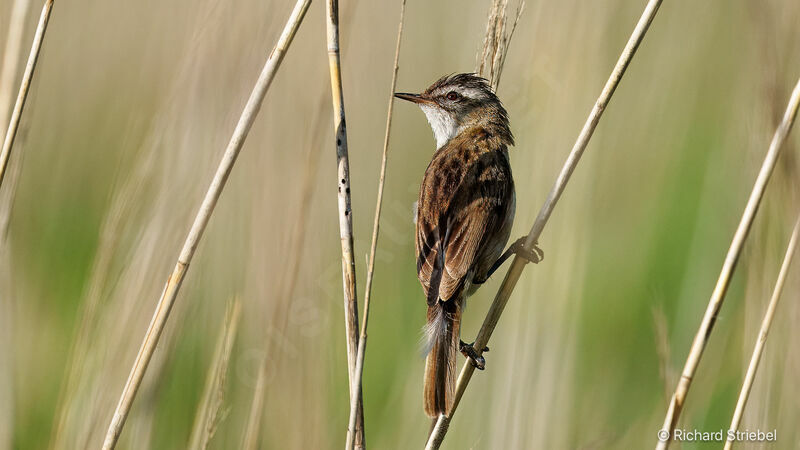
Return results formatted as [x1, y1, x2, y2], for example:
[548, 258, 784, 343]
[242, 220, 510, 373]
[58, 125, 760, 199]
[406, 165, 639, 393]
[446, 91, 460, 101]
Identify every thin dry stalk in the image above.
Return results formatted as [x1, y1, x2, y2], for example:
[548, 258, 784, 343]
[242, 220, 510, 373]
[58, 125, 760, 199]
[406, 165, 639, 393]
[426, 0, 664, 447]
[724, 217, 800, 449]
[0, 0, 54, 190]
[100, 1, 312, 448]
[476, 0, 524, 92]
[188, 298, 242, 450]
[656, 77, 800, 450]
[324, 0, 364, 447]
[344, 1, 406, 449]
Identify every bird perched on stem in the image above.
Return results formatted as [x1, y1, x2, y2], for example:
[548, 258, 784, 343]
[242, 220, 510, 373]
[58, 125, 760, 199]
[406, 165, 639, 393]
[395, 73, 542, 418]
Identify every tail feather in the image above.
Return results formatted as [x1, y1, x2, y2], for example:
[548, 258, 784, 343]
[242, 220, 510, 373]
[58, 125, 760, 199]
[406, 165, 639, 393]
[423, 299, 461, 417]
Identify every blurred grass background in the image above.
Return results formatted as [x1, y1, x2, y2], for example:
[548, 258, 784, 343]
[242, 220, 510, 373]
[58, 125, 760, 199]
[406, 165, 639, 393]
[1, 0, 799, 448]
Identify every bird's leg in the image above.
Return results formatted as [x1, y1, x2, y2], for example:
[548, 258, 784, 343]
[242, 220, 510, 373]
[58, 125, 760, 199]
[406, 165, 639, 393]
[479, 237, 543, 282]
[459, 340, 489, 370]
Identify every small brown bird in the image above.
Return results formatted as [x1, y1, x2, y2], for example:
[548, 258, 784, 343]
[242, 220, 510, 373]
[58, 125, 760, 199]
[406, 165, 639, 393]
[396, 73, 541, 418]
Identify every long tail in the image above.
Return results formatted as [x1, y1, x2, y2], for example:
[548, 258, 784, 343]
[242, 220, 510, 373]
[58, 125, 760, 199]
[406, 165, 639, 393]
[423, 299, 461, 417]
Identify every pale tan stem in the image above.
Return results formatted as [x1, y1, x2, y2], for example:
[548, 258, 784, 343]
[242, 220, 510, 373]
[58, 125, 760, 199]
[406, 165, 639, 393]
[188, 298, 242, 450]
[344, 1, 406, 449]
[324, 0, 364, 447]
[723, 217, 800, 450]
[100, 1, 312, 448]
[656, 76, 800, 450]
[0, 0, 53, 191]
[426, 0, 664, 447]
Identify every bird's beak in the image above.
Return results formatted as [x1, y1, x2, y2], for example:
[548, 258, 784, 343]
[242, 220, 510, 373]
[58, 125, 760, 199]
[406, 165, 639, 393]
[394, 92, 429, 104]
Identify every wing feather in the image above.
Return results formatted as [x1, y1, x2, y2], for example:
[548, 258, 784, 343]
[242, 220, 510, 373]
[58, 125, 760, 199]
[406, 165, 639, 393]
[415, 140, 512, 304]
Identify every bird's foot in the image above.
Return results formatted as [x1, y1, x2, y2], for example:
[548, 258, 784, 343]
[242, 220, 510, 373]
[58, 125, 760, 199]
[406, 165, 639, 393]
[459, 340, 489, 370]
[511, 237, 543, 265]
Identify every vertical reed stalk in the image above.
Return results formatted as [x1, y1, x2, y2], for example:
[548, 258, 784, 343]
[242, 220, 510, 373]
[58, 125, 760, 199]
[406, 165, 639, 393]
[188, 298, 242, 450]
[724, 216, 799, 450]
[426, 0, 664, 447]
[656, 76, 800, 450]
[0, 0, 54, 190]
[344, 1, 406, 449]
[476, 0, 524, 92]
[324, 0, 364, 447]
[100, 2, 312, 447]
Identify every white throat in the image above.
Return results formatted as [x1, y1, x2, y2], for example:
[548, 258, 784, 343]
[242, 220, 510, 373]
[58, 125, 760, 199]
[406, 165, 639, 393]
[419, 104, 458, 149]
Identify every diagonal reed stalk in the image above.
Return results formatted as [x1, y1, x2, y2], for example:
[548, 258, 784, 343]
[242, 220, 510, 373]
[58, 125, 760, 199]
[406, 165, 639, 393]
[344, 1, 406, 449]
[425, 0, 664, 447]
[724, 216, 799, 450]
[0, 0, 54, 191]
[100, 1, 312, 448]
[656, 76, 800, 450]
[188, 297, 242, 450]
[324, 0, 365, 447]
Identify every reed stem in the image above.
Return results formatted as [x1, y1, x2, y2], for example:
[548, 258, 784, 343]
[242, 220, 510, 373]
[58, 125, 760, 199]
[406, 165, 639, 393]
[324, 0, 365, 447]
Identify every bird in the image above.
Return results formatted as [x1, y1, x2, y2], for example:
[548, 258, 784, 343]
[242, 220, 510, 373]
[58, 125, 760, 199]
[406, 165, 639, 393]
[395, 73, 542, 418]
